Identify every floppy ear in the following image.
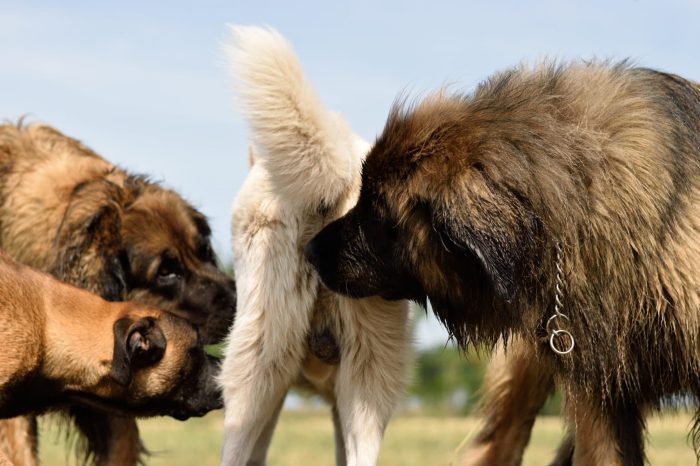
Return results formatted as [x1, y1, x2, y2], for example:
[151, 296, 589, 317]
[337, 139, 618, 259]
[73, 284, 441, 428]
[50, 180, 127, 301]
[433, 182, 538, 302]
[111, 316, 167, 387]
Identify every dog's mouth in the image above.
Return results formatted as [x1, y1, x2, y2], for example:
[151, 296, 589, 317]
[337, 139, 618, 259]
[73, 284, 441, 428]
[64, 391, 221, 420]
[328, 275, 424, 303]
[65, 392, 150, 417]
[326, 278, 371, 299]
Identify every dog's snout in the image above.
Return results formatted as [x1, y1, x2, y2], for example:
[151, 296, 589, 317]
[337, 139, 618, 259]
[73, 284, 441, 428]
[305, 222, 346, 292]
[304, 238, 321, 269]
[169, 354, 222, 420]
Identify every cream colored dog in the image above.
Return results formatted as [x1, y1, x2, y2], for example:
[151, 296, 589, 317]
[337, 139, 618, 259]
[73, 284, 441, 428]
[219, 26, 412, 466]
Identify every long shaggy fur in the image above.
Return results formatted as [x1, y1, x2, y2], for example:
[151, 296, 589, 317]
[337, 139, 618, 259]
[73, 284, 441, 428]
[219, 26, 411, 466]
[307, 60, 700, 465]
[228, 26, 367, 210]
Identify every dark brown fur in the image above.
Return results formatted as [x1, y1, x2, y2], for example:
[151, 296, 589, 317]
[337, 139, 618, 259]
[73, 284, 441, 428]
[0, 123, 236, 465]
[306, 61, 700, 465]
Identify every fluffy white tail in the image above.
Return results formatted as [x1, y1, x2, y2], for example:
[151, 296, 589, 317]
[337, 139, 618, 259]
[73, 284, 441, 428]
[226, 25, 368, 210]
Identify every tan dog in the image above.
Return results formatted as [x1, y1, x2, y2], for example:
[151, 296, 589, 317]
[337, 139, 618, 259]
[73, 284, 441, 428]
[307, 62, 700, 465]
[220, 26, 411, 466]
[0, 250, 221, 423]
[0, 123, 236, 465]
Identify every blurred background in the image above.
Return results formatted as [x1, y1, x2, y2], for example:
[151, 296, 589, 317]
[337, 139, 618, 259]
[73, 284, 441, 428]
[2, 1, 699, 464]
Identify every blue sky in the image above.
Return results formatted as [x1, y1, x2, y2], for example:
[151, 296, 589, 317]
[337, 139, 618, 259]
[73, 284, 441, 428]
[2, 0, 699, 347]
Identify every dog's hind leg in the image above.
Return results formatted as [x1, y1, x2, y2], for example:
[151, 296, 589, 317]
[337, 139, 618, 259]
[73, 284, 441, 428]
[332, 406, 347, 466]
[334, 297, 411, 466]
[461, 337, 554, 466]
[220, 322, 301, 466]
[548, 432, 574, 466]
[219, 302, 307, 466]
[564, 391, 643, 466]
[246, 397, 284, 466]
[220, 211, 316, 466]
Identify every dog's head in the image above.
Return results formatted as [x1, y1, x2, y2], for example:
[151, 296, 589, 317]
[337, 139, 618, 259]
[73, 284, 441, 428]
[305, 94, 540, 331]
[49, 176, 236, 345]
[70, 305, 221, 420]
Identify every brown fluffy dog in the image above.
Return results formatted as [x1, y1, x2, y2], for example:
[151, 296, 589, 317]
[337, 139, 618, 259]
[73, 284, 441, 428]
[306, 61, 700, 465]
[0, 250, 221, 422]
[0, 123, 236, 465]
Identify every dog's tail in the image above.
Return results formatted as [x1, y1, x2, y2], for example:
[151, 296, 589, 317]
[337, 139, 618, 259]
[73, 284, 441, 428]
[226, 25, 368, 210]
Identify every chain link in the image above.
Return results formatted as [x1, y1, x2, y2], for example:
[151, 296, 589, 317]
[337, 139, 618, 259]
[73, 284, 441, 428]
[547, 242, 575, 355]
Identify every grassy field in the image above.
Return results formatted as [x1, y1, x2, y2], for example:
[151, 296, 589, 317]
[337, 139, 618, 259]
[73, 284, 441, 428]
[39, 410, 696, 465]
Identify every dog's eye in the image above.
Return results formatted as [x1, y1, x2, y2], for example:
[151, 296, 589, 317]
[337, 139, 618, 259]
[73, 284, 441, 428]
[197, 242, 215, 264]
[157, 256, 183, 281]
[158, 268, 178, 279]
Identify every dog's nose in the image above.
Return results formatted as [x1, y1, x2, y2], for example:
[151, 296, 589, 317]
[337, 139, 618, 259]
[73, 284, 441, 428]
[304, 238, 320, 269]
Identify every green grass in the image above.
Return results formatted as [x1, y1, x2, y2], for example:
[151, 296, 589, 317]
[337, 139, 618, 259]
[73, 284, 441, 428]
[39, 410, 697, 465]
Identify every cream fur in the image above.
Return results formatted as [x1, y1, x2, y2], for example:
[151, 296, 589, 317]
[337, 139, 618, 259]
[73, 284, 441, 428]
[219, 26, 412, 466]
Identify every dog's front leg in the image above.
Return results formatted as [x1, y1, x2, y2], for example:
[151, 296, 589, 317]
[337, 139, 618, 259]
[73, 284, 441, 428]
[0, 417, 38, 466]
[334, 361, 385, 466]
[95, 416, 142, 466]
[70, 408, 142, 466]
[334, 298, 411, 466]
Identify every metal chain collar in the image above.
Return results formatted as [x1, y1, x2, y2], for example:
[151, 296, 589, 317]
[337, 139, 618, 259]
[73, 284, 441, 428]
[546, 242, 575, 355]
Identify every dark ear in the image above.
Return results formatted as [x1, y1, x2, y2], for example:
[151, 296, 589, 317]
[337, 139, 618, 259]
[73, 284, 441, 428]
[433, 184, 537, 302]
[50, 180, 127, 301]
[111, 316, 167, 387]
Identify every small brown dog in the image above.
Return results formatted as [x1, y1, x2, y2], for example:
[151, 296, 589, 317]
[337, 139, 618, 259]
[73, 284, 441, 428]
[0, 250, 221, 421]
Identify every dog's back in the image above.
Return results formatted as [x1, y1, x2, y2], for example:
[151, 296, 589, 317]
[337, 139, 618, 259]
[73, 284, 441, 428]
[0, 124, 123, 269]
